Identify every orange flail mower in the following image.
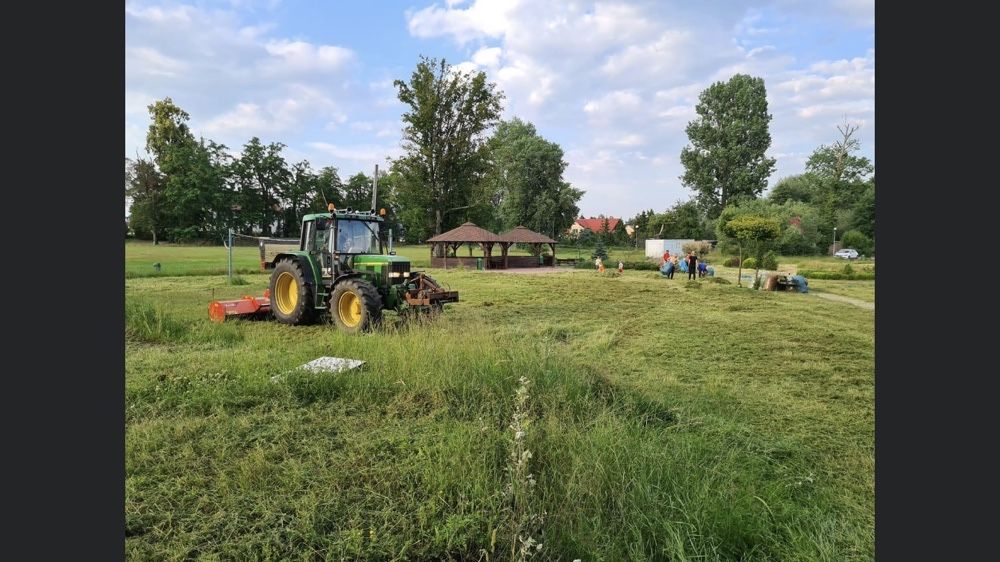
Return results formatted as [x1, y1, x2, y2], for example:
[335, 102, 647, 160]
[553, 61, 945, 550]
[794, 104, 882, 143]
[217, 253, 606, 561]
[208, 290, 272, 322]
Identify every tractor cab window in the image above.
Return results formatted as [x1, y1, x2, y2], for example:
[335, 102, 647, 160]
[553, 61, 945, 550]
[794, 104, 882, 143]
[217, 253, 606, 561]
[305, 219, 330, 253]
[336, 220, 379, 254]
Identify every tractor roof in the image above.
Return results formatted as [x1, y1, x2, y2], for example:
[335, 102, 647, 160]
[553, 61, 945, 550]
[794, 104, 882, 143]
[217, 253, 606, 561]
[303, 210, 384, 222]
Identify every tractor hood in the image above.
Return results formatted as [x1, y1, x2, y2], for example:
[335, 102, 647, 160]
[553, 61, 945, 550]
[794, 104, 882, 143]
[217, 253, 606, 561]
[353, 254, 410, 266]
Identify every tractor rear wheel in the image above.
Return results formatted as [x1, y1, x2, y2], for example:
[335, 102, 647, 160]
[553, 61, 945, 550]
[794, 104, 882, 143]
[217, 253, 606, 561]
[268, 259, 317, 325]
[331, 279, 383, 333]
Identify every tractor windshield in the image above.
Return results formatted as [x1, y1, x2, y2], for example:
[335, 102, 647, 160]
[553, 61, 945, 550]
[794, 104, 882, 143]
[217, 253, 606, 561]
[335, 219, 380, 254]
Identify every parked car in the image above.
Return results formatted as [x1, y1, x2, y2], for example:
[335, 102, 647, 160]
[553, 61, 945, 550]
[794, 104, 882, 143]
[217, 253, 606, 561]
[834, 248, 859, 259]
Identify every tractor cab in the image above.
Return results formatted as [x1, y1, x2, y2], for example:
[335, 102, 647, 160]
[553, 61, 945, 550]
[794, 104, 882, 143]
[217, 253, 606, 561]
[302, 209, 384, 279]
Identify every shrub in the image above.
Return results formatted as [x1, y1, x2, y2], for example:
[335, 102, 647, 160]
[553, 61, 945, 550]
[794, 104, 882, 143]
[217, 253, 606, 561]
[742, 257, 757, 269]
[723, 256, 741, 267]
[620, 261, 659, 271]
[681, 240, 712, 257]
[841, 230, 873, 256]
[842, 263, 854, 275]
[761, 251, 778, 271]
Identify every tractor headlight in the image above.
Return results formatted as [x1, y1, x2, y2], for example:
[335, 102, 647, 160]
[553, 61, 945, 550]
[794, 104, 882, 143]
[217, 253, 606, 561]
[389, 272, 402, 278]
[403, 272, 410, 277]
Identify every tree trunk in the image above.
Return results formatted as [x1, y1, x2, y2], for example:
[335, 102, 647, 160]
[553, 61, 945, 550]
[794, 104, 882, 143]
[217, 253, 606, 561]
[152, 230, 158, 245]
[737, 244, 743, 287]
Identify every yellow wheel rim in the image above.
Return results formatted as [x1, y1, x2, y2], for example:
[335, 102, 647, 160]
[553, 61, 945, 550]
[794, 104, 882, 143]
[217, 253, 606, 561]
[338, 291, 362, 327]
[274, 271, 298, 315]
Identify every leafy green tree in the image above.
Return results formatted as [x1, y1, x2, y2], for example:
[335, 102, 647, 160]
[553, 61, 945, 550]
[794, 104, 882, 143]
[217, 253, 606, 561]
[125, 157, 167, 244]
[591, 239, 608, 262]
[627, 209, 656, 241]
[850, 181, 875, 239]
[232, 137, 291, 236]
[392, 56, 505, 246]
[344, 172, 373, 211]
[278, 160, 328, 237]
[840, 229, 873, 256]
[806, 120, 874, 237]
[482, 118, 583, 237]
[805, 120, 873, 184]
[145, 98, 227, 241]
[680, 74, 777, 218]
[314, 166, 344, 210]
[598, 218, 611, 243]
[720, 215, 781, 287]
[768, 174, 822, 205]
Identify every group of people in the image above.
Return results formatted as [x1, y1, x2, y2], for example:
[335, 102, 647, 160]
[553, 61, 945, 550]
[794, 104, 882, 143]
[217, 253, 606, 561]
[593, 256, 625, 273]
[591, 250, 712, 278]
[660, 250, 710, 280]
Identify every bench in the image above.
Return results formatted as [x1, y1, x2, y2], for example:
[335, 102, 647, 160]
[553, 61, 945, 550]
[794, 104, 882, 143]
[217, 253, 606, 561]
[555, 258, 579, 266]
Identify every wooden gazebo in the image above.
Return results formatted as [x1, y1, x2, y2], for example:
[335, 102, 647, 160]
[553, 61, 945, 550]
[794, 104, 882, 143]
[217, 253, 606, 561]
[497, 226, 558, 268]
[426, 222, 503, 269]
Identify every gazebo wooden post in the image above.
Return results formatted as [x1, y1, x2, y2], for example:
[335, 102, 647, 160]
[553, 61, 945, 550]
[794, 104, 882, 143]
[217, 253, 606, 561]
[550, 243, 556, 266]
[501, 242, 511, 269]
[484, 242, 494, 269]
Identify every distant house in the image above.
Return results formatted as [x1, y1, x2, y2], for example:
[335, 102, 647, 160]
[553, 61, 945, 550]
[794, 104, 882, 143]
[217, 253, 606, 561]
[568, 216, 622, 235]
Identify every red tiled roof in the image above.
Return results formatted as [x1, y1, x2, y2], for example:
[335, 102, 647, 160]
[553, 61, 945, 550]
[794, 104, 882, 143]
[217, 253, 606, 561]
[573, 217, 621, 232]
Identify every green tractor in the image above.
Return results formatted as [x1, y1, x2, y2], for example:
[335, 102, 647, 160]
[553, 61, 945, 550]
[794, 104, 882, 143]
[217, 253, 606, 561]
[263, 206, 458, 333]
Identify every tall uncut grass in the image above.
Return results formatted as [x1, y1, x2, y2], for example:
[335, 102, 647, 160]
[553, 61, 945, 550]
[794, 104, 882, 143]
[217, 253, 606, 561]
[126, 264, 874, 561]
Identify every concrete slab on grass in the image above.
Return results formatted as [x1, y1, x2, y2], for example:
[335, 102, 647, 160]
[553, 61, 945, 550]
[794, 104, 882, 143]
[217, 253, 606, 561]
[271, 356, 365, 382]
[300, 357, 366, 373]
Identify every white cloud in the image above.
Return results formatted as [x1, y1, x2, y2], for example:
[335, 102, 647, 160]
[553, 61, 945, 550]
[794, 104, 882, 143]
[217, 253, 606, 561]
[472, 46, 502, 68]
[407, 0, 520, 43]
[614, 134, 645, 147]
[126, 46, 187, 77]
[261, 40, 354, 75]
[201, 85, 344, 136]
[601, 30, 691, 77]
[308, 142, 403, 163]
[125, 3, 194, 23]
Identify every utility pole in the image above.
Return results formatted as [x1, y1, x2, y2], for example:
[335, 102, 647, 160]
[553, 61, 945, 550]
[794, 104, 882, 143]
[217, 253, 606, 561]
[371, 164, 379, 212]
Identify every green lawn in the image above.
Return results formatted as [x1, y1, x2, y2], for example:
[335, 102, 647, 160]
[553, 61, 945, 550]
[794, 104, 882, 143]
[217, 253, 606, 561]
[126, 251, 874, 561]
[808, 279, 876, 303]
[126, 241, 264, 278]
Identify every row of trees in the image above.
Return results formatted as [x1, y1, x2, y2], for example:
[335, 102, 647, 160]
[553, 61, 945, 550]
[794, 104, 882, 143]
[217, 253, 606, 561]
[126, 99, 398, 242]
[625, 73, 874, 256]
[126, 57, 583, 245]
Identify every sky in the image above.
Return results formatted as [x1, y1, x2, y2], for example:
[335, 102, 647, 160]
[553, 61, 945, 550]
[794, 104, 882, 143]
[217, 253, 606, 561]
[125, 0, 874, 220]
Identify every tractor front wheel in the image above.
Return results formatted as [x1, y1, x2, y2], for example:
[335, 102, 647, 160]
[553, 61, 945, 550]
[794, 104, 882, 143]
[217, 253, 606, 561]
[331, 279, 383, 333]
[268, 259, 317, 325]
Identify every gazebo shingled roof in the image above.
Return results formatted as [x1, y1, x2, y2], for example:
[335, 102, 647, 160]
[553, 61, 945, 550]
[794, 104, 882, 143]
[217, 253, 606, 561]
[426, 222, 502, 243]
[497, 226, 557, 244]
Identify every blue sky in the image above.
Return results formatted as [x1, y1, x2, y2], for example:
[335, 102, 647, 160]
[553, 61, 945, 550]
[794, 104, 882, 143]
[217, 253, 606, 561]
[126, 0, 874, 219]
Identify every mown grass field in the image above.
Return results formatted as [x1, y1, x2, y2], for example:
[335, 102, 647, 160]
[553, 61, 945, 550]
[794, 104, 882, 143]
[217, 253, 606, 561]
[125, 245, 874, 561]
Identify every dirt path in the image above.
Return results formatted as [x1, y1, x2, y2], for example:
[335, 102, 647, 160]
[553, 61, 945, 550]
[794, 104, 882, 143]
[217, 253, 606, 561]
[812, 291, 874, 310]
